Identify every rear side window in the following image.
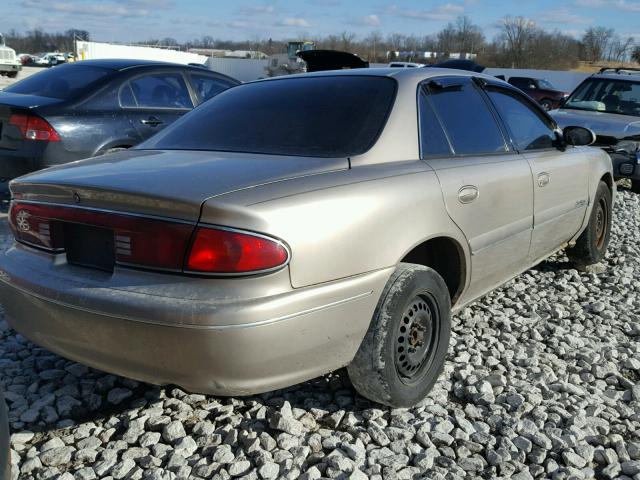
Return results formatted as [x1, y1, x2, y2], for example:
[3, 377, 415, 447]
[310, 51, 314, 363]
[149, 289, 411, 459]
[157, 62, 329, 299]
[418, 89, 452, 156]
[487, 88, 555, 151]
[190, 74, 235, 102]
[140, 76, 397, 158]
[127, 73, 192, 109]
[426, 78, 507, 155]
[4, 64, 111, 100]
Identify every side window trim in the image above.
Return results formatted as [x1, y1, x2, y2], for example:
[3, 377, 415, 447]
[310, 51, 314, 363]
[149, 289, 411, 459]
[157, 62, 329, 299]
[482, 84, 559, 153]
[118, 82, 138, 108]
[420, 75, 512, 158]
[120, 70, 194, 111]
[417, 82, 454, 159]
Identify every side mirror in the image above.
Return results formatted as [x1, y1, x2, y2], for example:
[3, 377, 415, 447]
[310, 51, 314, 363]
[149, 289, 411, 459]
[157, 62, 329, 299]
[563, 126, 596, 146]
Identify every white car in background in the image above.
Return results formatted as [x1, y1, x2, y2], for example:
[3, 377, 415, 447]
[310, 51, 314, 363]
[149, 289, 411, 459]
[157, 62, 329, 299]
[35, 53, 66, 66]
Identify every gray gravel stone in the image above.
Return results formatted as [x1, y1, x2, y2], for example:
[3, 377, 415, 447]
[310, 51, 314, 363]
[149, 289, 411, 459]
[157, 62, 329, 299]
[162, 421, 186, 444]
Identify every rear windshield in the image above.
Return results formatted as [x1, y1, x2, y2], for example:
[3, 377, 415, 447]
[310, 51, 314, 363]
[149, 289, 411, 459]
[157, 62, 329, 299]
[4, 64, 112, 100]
[139, 76, 397, 157]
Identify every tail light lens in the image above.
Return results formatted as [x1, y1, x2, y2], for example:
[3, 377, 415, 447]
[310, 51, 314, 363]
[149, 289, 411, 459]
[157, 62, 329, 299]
[9, 202, 289, 275]
[9, 114, 61, 142]
[186, 226, 289, 274]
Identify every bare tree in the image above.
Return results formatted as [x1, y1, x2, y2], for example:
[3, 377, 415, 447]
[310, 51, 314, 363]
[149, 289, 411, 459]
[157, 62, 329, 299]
[498, 16, 537, 68]
[364, 30, 383, 62]
[339, 31, 356, 52]
[454, 16, 484, 54]
[607, 35, 634, 62]
[633, 46, 640, 64]
[582, 27, 614, 62]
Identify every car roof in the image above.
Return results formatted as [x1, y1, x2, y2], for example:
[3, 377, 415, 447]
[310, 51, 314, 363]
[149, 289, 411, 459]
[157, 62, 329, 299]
[255, 67, 495, 83]
[69, 59, 202, 71]
[590, 68, 640, 81]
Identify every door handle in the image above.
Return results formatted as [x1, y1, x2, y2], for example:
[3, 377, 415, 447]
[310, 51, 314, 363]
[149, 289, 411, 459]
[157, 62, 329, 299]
[537, 172, 550, 187]
[140, 117, 163, 127]
[458, 185, 479, 204]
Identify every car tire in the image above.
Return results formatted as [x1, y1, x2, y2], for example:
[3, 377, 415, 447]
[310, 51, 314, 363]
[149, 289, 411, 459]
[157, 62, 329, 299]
[540, 99, 553, 111]
[347, 263, 451, 408]
[7, 72, 17, 79]
[567, 181, 612, 269]
[631, 179, 640, 194]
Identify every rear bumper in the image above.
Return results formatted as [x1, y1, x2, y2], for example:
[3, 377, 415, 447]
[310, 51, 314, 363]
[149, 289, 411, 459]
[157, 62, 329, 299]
[0, 243, 390, 395]
[0, 149, 40, 183]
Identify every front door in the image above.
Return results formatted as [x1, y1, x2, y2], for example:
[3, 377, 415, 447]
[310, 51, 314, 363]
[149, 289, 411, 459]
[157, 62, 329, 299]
[419, 77, 534, 302]
[482, 85, 590, 261]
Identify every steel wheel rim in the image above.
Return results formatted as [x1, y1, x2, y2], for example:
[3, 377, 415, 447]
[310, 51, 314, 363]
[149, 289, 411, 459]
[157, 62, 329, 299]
[394, 293, 439, 384]
[595, 197, 608, 250]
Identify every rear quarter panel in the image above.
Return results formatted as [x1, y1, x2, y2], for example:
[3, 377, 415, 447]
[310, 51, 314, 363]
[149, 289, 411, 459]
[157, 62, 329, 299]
[43, 112, 139, 165]
[200, 161, 471, 289]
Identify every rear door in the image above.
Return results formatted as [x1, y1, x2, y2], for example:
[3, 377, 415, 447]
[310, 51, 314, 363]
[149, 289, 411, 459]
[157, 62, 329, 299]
[420, 77, 534, 301]
[122, 70, 194, 141]
[483, 85, 589, 261]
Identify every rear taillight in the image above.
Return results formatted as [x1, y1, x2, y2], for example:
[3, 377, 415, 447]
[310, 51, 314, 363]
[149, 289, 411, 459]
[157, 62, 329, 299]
[9, 202, 193, 270]
[9, 114, 61, 142]
[186, 226, 289, 274]
[9, 202, 289, 275]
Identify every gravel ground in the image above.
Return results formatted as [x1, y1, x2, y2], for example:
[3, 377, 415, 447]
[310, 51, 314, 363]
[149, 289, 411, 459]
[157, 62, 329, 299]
[1, 188, 639, 480]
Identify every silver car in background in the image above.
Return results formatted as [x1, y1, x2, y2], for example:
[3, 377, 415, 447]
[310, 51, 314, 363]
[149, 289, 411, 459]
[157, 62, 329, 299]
[0, 68, 613, 407]
[551, 67, 640, 193]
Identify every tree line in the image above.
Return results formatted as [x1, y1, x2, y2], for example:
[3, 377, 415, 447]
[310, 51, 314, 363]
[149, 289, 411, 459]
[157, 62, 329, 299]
[4, 18, 639, 70]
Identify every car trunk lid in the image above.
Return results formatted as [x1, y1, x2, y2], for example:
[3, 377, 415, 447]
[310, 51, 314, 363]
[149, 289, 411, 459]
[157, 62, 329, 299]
[9, 149, 349, 222]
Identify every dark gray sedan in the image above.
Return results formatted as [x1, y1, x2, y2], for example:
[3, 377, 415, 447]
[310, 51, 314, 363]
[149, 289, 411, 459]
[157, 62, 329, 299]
[0, 59, 239, 195]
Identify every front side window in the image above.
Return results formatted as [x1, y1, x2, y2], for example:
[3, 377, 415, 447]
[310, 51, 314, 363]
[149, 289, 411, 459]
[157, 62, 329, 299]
[139, 76, 397, 158]
[426, 77, 507, 155]
[127, 73, 192, 109]
[487, 87, 555, 151]
[564, 78, 640, 116]
[537, 79, 556, 90]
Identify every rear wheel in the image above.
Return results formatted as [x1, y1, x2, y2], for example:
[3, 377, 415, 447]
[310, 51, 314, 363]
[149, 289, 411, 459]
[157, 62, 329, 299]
[347, 263, 451, 408]
[567, 181, 612, 269]
[631, 179, 640, 194]
[7, 72, 17, 79]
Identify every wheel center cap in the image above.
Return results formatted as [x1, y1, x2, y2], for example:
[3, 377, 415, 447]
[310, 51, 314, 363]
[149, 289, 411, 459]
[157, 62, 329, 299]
[409, 325, 424, 347]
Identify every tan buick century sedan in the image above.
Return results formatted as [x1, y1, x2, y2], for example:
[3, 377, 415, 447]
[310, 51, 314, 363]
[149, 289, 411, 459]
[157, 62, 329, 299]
[0, 68, 614, 407]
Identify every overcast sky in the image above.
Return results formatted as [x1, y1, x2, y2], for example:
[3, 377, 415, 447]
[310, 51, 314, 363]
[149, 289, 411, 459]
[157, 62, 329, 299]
[2, 0, 639, 44]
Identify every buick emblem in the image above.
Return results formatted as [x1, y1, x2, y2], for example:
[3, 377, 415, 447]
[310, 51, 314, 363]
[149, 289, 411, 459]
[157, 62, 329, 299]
[16, 210, 31, 232]
[73, 192, 81, 204]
